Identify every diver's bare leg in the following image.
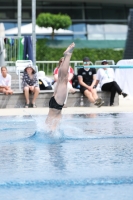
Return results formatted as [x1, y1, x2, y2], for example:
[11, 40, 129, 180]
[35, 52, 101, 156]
[45, 109, 62, 132]
[45, 43, 75, 131]
[54, 42, 75, 105]
[57, 43, 75, 82]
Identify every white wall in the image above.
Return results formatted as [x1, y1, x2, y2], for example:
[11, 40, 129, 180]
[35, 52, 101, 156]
[87, 24, 128, 40]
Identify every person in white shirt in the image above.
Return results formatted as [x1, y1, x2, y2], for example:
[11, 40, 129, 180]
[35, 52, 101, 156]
[0, 66, 13, 95]
[96, 60, 127, 106]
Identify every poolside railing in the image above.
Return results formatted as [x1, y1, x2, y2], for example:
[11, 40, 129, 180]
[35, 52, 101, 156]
[6, 60, 84, 75]
[36, 61, 84, 75]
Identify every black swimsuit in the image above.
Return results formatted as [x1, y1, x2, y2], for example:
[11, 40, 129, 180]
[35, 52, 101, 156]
[49, 96, 64, 110]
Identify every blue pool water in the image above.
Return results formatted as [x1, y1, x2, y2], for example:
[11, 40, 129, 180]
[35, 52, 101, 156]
[0, 113, 133, 200]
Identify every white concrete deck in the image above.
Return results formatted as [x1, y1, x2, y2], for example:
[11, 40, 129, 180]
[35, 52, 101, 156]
[0, 96, 133, 116]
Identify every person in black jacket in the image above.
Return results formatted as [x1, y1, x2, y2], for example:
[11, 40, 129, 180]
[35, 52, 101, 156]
[78, 57, 104, 107]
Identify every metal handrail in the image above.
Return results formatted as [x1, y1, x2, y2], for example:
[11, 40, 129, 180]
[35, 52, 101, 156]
[5, 60, 93, 75]
[5, 60, 93, 91]
[36, 60, 84, 74]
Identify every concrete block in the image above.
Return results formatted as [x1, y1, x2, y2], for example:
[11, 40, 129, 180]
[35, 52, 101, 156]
[0, 90, 119, 108]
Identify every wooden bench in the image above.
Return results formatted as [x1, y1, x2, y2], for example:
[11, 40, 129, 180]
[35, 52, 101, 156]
[0, 90, 119, 108]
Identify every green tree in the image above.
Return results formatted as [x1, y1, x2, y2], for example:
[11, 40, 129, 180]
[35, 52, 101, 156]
[36, 13, 72, 40]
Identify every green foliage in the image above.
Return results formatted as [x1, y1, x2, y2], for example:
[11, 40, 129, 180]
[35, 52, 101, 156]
[36, 13, 54, 28]
[72, 48, 124, 64]
[5, 39, 18, 61]
[36, 39, 124, 64]
[36, 13, 72, 39]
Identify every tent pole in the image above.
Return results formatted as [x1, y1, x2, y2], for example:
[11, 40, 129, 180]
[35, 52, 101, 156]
[32, 0, 36, 68]
[18, 0, 21, 37]
[17, 0, 22, 60]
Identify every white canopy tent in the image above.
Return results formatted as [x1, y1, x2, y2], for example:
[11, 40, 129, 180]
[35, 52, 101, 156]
[0, 23, 5, 37]
[0, 23, 5, 66]
[5, 23, 73, 35]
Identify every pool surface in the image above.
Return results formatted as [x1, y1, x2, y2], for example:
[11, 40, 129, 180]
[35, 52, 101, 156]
[0, 113, 133, 200]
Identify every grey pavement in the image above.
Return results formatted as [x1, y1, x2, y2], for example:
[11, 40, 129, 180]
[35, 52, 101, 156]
[0, 95, 133, 116]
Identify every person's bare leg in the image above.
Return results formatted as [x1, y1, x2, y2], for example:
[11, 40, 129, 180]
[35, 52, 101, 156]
[46, 109, 62, 132]
[91, 89, 99, 100]
[54, 42, 75, 105]
[32, 87, 40, 104]
[1, 88, 7, 95]
[8, 88, 13, 95]
[84, 90, 95, 103]
[46, 43, 75, 131]
[0, 88, 13, 95]
[2, 88, 9, 95]
[24, 87, 30, 104]
[64, 84, 69, 105]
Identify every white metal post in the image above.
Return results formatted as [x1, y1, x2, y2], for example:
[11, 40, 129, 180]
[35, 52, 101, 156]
[18, 0, 21, 37]
[32, 0, 36, 68]
[17, 0, 21, 60]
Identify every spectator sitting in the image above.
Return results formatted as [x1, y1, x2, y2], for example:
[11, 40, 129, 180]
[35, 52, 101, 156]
[38, 71, 53, 90]
[0, 66, 13, 95]
[96, 60, 128, 106]
[78, 57, 104, 107]
[22, 64, 40, 108]
[53, 57, 76, 105]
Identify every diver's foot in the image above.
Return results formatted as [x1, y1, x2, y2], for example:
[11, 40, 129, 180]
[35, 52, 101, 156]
[63, 42, 75, 56]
